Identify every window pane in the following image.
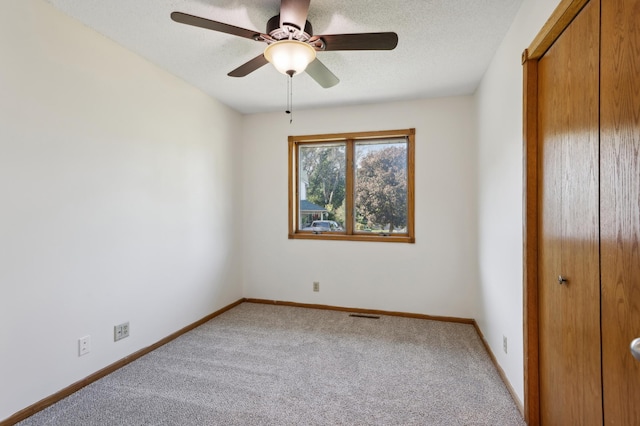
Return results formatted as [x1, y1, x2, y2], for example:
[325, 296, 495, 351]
[298, 143, 346, 231]
[355, 139, 408, 234]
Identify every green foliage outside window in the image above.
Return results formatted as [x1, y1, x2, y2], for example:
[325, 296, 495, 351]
[356, 145, 407, 233]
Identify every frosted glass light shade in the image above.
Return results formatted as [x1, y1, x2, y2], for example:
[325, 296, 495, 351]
[264, 40, 317, 75]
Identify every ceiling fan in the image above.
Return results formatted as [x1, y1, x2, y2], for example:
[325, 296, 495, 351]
[171, 0, 398, 88]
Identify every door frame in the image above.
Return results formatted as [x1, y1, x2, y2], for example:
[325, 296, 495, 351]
[522, 1, 590, 424]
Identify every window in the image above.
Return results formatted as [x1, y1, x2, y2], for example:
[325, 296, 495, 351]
[289, 129, 415, 243]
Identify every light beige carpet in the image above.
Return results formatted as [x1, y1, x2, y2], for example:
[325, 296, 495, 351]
[19, 302, 525, 425]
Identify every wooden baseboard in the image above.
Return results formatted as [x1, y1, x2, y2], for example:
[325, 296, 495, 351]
[245, 298, 475, 324]
[1, 298, 245, 426]
[472, 321, 525, 416]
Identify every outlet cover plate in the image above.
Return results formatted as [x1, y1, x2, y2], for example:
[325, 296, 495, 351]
[115, 322, 130, 341]
[79, 335, 91, 356]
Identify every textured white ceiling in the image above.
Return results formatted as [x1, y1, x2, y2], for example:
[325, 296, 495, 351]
[45, 0, 524, 114]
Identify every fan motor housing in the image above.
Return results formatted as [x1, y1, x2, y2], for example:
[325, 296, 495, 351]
[267, 14, 313, 41]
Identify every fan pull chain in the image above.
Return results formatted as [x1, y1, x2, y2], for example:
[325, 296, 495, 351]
[286, 71, 294, 124]
[285, 75, 290, 115]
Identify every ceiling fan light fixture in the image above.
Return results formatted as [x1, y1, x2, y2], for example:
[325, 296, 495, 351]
[264, 40, 316, 76]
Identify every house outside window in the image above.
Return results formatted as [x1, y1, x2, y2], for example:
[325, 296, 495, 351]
[288, 128, 415, 243]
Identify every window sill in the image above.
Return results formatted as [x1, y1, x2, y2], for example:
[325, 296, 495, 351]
[289, 232, 415, 243]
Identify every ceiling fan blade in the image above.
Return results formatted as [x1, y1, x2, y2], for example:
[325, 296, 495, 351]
[305, 59, 339, 88]
[228, 54, 269, 77]
[320, 32, 398, 51]
[279, 0, 311, 31]
[171, 12, 261, 40]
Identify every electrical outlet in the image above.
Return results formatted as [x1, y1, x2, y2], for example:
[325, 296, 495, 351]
[78, 335, 91, 356]
[114, 322, 130, 342]
[503, 335, 508, 354]
[313, 281, 320, 292]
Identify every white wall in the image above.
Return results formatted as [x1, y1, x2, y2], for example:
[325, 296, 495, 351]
[475, 0, 561, 404]
[0, 0, 243, 420]
[242, 97, 478, 318]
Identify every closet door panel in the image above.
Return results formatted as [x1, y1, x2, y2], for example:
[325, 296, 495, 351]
[537, 1, 601, 423]
[537, 50, 565, 423]
[600, 0, 640, 423]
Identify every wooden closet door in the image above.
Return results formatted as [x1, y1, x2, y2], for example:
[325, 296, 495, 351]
[537, 1, 601, 424]
[600, 0, 640, 423]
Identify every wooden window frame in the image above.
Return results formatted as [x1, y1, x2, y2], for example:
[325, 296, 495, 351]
[288, 128, 415, 243]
